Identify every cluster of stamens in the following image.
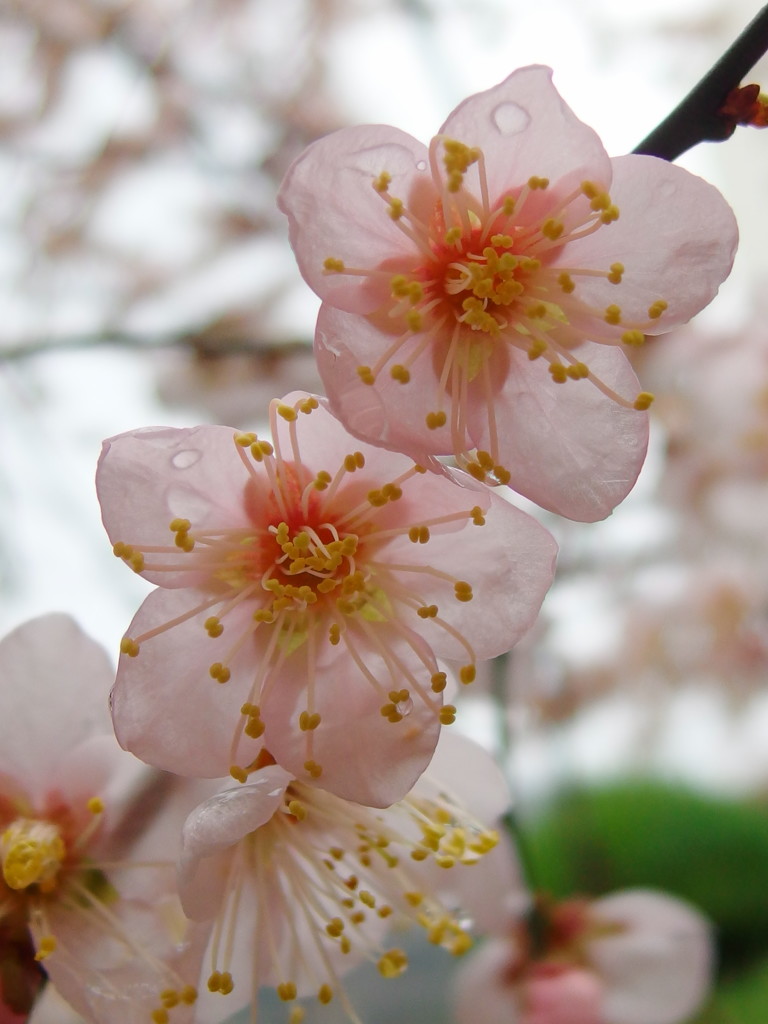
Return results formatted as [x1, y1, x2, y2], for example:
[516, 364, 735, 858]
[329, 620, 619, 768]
[0, 798, 198, 1022]
[322, 136, 662, 482]
[112, 397, 486, 786]
[202, 773, 497, 1024]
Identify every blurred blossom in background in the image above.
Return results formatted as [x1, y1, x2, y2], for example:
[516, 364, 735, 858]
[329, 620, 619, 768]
[3, 1, 768, 1022]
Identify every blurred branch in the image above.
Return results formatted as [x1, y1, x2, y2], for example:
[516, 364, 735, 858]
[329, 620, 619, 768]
[0, 331, 311, 362]
[634, 3, 768, 159]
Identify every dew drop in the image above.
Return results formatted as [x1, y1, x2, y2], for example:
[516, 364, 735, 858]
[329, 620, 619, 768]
[395, 696, 413, 717]
[491, 102, 530, 136]
[171, 449, 202, 469]
[416, 159, 427, 172]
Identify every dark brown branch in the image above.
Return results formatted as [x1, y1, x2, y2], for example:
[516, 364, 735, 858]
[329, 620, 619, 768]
[634, 4, 768, 160]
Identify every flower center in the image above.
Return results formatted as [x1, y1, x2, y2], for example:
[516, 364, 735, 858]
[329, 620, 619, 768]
[202, 769, 498, 1016]
[1, 819, 65, 892]
[322, 137, 660, 481]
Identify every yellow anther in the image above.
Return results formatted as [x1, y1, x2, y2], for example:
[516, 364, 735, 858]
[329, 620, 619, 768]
[323, 257, 345, 273]
[549, 362, 568, 383]
[234, 432, 256, 446]
[388, 688, 409, 703]
[621, 329, 645, 346]
[244, 717, 265, 739]
[566, 362, 589, 380]
[299, 397, 319, 414]
[541, 219, 563, 241]
[359, 890, 376, 908]
[152, 1010, 169, 1024]
[459, 665, 476, 685]
[304, 759, 323, 778]
[528, 339, 547, 360]
[388, 197, 404, 220]
[494, 465, 511, 485]
[204, 616, 223, 638]
[648, 299, 668, 319]
[326, 917, 345, 938]
[528, 176, 549, 189]
[229, 765, 248, 784]
[604, 304, 622, 325]
[470, 506, 486, 526]
[373, 171, 392, 193]
[87, 797, 104, 815]
[454, 581, 473, 602]
[120, 637, 140, 657]
[253, 609, 274, 623]
[634, 391, 655, 411]
[2, 820, 65, 892]
[169, 517, 191, 532]
[390, 364, 410, 384]
[314, 470, 332, 490]
[379, 702, 402, 723]
[581, 180, 599, 198]
[318, 984, 333, 1004]
[444, 226, 462, 246]
[589, 191, 611, 211]
[558, 272, 575, 293]
[378, 948, 408, 978]
[425, 410, 446, 430]
[601, 205, 620, 223]
[502, 195, 516, 215]
[277, 982, 297, 1002]
[174, 533, 194, 552]
[250, 439, 274, 461]
[417, 605, 438, 619]
[608, 261, 624, 283]
[431, 672, 447, 693]
[288, 800, 307, 821]
[160, 987, 180, 1011]
[209, 662, 230, 683]
[179, 986, 197, 1005]
[476, 450, 494, 470]
[289, 1008, 305, 1024]
[299, 711, 321, 731]
[357, 365, 375, 386]
[33, 935, 57, 961]
[439, 705, 457, 725]
[277, 403, 297, 421]
[405, 891, 424, 906]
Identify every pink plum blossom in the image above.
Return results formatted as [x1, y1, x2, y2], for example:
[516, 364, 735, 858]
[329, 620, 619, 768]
[278, 65, 738, 521]
[97, 392, 556, 807]
[454, 889, 714, 1024]
[0, 615, 209, 1024]
[178, 731, 511, 1024]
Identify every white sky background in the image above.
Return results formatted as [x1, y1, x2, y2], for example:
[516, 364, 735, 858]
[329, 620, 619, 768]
[2, 0, 768, 797]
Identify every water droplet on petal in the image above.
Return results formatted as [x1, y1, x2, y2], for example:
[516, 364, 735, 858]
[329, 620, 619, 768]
[172, 449, 202, 469]
[395, 696, 413, 717]
[491, 102, 530, 136]
[416, 160, 427, 172]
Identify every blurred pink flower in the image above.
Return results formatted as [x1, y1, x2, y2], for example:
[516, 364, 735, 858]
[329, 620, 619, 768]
[98, 393, 556, 807]
[278, 65, 737, 521]
[179, 731, 511, 1023]
[0, 615, 208, 1024]
[454, 889, 714, 1024]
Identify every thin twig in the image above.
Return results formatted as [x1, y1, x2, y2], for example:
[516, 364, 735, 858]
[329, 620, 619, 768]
[634, 3, 768, 159]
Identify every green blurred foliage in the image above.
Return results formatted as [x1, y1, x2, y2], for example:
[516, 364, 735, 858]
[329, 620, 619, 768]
[525, 780, 768, 973]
